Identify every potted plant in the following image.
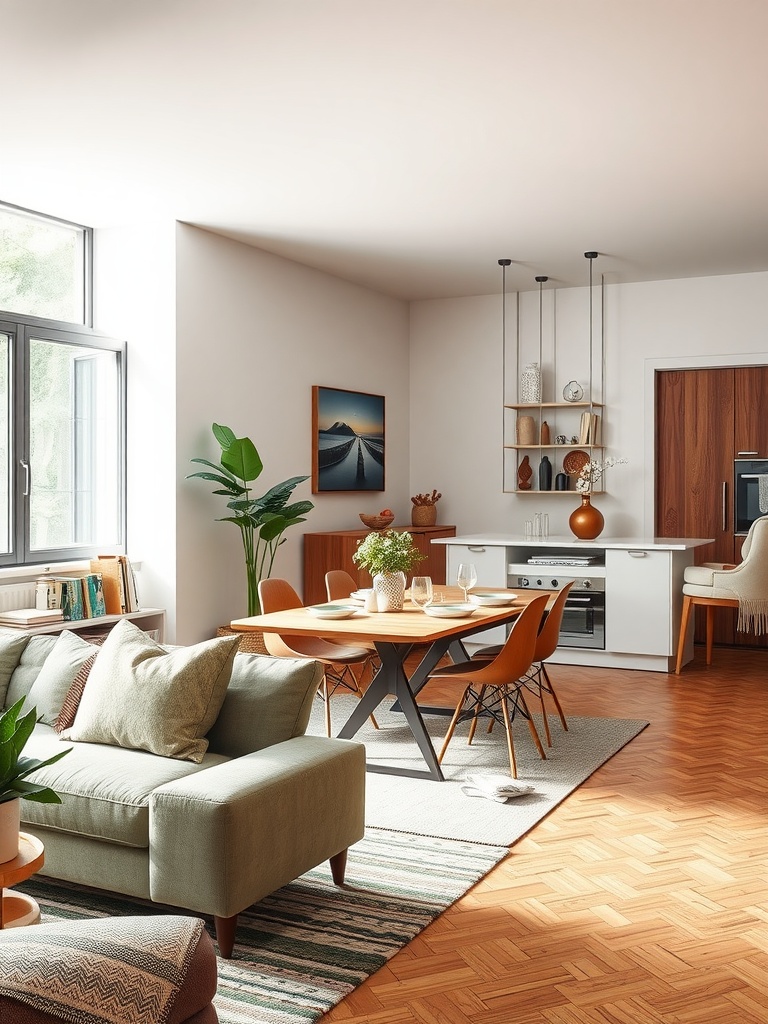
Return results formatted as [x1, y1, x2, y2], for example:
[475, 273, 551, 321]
[352, 529, 426, 611]
[188, 423, 314, 616]
[1, 698, 71, 863]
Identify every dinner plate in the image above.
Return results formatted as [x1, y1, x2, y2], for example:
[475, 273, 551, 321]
[350, 590, 372, 601]
[306, 604, 358, 619]
[423, 603, 476, 618]
[469, 592, 518, 607]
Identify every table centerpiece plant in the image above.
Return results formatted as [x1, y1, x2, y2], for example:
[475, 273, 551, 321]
[352, 528, 426, 611]
[188, 423, 314, 616]
[0, 698, 71, 863]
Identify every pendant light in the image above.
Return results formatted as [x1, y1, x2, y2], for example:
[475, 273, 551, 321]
[585, 251, 598, 405]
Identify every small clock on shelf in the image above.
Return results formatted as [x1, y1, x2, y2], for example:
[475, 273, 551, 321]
[563, 380, 584, 402]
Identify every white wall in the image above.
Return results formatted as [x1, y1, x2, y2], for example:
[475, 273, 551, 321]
[410, 271, 768, 543]
[174, 226, 410, 644]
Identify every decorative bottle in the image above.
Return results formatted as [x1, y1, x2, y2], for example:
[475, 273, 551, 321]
[539, 455, 552, 491]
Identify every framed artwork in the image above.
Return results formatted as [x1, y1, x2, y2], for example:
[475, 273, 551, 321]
[312, 386, 385, 493]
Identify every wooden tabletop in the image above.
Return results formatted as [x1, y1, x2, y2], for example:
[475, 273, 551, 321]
[0, 831, 44, 889]
[231, 588, 549, 646]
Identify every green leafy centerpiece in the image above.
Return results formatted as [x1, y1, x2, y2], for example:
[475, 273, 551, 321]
[188, 423, 314, 615]
[352, 529, 426, 611]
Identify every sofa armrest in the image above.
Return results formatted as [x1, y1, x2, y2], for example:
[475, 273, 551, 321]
[149, 735, 365, 919]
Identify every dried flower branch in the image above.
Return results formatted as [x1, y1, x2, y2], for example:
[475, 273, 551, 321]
[576, 456, 628, 493]
[411, 490, 442, 506]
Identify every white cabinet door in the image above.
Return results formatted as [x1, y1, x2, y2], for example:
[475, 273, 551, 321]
[606, 549, 672, 655]
[446, 543, 509, 645]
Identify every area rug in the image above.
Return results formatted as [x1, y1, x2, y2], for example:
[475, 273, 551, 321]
[313, 695, 649, 846]
[21, 830, 507, 1024]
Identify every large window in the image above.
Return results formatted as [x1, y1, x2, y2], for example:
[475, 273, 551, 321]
[1, 203, 125, 567]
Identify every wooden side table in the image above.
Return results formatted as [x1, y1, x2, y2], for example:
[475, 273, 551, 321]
[0, 831, 45, 928]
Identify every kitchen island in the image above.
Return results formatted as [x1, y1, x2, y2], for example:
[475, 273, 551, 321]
[432, 534, 712, 672]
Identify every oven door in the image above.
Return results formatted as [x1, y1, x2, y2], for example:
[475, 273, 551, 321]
[734, 459, 768, 535]
[559, 592, 605, 650]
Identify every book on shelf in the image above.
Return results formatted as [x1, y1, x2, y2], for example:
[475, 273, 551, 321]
[35, 577, 63, 611]
[0, 607, 65, 626]
[55, 577, 86, 621]
[89, 555, 139, 613]
[577, 411, 601, 445]
[81, 573, 107, 618]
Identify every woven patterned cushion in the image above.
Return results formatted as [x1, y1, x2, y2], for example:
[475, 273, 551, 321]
[53, 652, 99, 734]
[62, 619, 240, 763]
[0, 915, 217, 1024]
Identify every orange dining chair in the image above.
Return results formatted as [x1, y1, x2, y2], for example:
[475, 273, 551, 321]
[258, 578, 377, 736]
[427, 593, 549, 778]
[325, 569, 381, 686]
[473, 583, 573, 747]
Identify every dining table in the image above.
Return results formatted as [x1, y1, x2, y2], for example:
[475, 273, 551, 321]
[231, 586, 551, 782]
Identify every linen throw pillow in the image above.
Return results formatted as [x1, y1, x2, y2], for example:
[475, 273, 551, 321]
[63, 618, 240, 762]
[0, 629, 32, 707]
[25, 630, 99, 726]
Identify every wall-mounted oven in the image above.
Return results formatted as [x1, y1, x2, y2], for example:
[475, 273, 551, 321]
[734, 459, 768, 535]
[512, 573, 606, 650]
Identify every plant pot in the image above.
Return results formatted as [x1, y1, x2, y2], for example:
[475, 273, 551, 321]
[569, 493, 605, 541]
[0, 797, 21, 864]
[411, 504, 437, 527]
[373, 571, 406, 612]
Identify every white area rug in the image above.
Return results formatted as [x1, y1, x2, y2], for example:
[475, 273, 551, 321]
[309, 695, 648, 846]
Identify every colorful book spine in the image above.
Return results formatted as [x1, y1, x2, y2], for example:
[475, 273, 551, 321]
[58, 577, 85, 621]
[84, 573, 107, 617]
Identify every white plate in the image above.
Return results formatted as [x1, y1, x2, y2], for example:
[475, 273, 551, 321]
[307, 604, 358, 620]
[350, 590, 373, 601]
[469, 592, 518, 607]
[424, 603, 476, 618]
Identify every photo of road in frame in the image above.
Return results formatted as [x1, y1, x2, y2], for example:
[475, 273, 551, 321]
[312, 386, 385, 493]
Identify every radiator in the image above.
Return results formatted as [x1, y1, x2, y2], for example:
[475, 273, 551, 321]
[0, 582, 37, 612]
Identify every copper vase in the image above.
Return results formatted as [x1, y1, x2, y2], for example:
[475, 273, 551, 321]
[569, 493, 604, 540]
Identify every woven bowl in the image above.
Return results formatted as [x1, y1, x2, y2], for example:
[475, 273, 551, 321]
[359, 513, 395, 531]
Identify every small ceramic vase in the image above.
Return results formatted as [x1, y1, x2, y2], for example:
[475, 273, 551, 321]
[373, 571, 406, 612]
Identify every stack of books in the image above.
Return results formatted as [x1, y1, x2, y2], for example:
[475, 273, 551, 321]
[30, 557, 139, 624]
[0, 607, 65, 627]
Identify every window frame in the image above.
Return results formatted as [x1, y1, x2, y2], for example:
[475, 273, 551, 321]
[0, 313, 126, 568]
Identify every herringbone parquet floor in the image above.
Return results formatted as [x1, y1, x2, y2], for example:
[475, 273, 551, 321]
[323, 646, 768, 1023]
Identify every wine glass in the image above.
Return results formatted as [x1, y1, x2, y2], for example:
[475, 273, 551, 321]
[456, 563, 477, 604]
[410, 576, 434, 612]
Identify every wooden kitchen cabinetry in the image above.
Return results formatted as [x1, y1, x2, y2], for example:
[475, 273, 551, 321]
[656, 365, 768, 649]
[302, 526, 456, 605]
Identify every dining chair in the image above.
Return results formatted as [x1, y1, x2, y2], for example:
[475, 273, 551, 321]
[675, 514, 768, 674]
[428, 593, 549, 778]
[258, 578, 377, 736]
[473, 582, 573, 747]
[325, 569, 381, 685]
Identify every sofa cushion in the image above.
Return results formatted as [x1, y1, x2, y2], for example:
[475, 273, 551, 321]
[0, 629, 32, 708]
[5, 635, 58, 710]
[206, 652, 321, 756]
[22, 724, 229, 847]
[63, 619, 240, 763]
[53, 653, 99, 734]
[25, 631, 99, 726]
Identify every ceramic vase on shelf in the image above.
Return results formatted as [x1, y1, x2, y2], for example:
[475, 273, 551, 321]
[539, 455, 552, 491]
[0, 797, 20, 863]
[569, 494, 604, 540]
[373, 571, 406, 612]
[520, 362, 542, 404]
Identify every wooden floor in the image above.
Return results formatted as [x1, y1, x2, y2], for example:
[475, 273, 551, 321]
[323, 646, 768, 1023]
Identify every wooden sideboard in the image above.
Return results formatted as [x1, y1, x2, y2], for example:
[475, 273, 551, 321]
[303, 526, 456, 605]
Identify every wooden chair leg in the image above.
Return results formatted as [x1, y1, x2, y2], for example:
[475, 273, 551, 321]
[541, 664, 568, 732]
[519, 692, 546, 761]
[499, 688, 518, 778]
[322, 674, 331, 737]
[675, 595, 694, 675]
[467, 685, 486, 746]
[438, 686, 471, 764]
[706, 604, 715, 665]
[529, 665, 553, 747]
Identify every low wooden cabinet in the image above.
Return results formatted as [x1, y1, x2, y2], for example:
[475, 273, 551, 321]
[303, 526, 456, 605]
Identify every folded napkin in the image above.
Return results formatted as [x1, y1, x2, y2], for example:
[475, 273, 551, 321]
[460, 773, 535, 803]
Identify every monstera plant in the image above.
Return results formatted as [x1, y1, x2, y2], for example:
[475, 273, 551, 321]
[189, 423, 314, 615]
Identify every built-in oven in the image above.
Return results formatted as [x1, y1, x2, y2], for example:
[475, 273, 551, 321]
[734, 459, 768, 535]
[513, 573, 605, 650]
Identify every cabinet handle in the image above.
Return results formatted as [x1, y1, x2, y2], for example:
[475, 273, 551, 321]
[627, 550, 646, 558]
[467, 545, 486, 552]
[722, 481, 727, 532]
[737, 451, 759, 456]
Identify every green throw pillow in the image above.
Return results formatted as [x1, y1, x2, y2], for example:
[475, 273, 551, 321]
[25, 630, 98, 726]
[63, 618, 240, 762]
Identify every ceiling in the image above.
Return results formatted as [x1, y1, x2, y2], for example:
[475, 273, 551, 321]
[4, 0, 768, 300]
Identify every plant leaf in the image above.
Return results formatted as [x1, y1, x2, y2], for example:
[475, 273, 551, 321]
[221, 436, 264, 483]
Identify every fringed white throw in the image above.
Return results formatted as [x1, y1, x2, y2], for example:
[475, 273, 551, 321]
[758, 474, 768, 514]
